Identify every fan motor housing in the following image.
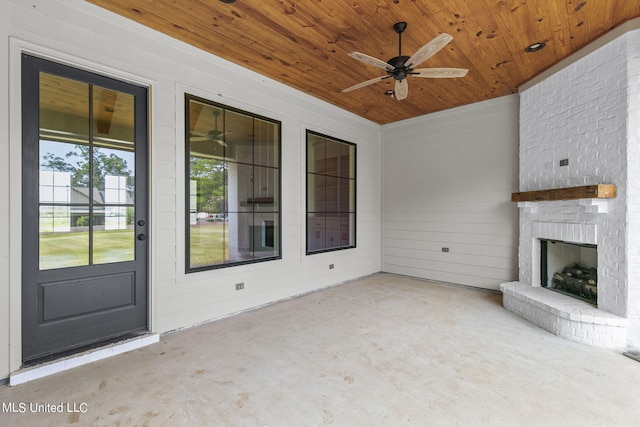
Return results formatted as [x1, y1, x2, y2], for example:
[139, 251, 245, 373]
[387, 55, 411, 80]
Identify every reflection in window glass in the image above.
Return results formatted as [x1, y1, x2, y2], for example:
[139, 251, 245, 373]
[186, 95, 281, 271]
[39, 205, 89, 269]
[38, 72, 136, 269]
[39, 139, 91, 269]
[93, 207, 135, 264]
[92, 146, 135, 264]
[306, 131, 356, 254]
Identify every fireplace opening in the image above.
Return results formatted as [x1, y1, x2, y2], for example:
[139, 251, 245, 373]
[540, 239, 597, 305]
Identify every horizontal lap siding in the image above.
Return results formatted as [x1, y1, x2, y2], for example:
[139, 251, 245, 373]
[382, 96, 519, 290]
[2, 0, 382, 376]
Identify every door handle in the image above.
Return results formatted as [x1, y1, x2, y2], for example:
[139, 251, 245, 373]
[137, 234, 147, 241]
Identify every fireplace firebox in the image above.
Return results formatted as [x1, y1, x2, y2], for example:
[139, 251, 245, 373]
[540, 239, 597, 305]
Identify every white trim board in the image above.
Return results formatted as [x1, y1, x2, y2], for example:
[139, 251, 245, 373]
[9, 334, 160, 386]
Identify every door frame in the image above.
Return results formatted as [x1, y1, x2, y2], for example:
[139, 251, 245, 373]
[8, 40, 155, 372]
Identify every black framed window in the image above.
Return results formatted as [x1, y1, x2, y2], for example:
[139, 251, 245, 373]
[186, 95, 281, 272]
[306, 130, 356, 254]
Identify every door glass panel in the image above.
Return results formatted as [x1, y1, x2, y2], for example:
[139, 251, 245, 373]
[92, 94, 136, 265]
[38, 151, 91, 269]
[38, 74, 137, 269]
[93, 208, 134, 264]
[39, 71, 91, 270]
[39, 169, 70, 205]
[39, 205, 89, 270]
[39, 73, 89, 138]
[92, 86, 135, 144]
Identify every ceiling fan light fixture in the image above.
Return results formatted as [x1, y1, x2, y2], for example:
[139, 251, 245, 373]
[342, 22, 467, 100]
[524, 42, 546, 52]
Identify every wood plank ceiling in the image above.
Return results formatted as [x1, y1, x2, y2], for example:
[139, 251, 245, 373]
[87, 0, 640, 125]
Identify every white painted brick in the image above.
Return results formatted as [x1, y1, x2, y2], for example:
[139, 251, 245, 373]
[502, 283, 627, 348]
[506, 29, 640, 348]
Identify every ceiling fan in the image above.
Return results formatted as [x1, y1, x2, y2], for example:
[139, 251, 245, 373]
[341, 22, 468, 100]
[190, 110, 227, 146]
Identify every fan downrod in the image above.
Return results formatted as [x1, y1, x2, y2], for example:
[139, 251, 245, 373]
[388, 21, 410, 80]
[392, 21, 407, 57]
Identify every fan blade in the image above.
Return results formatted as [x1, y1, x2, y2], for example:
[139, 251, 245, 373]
[394, 79, 408, 100]
[189, 136, 209, 142]
[348, 51, 392, 71]
[191, 136, 227, 146]
[342, 75, 389, 92]
[412, 68, 468, 78]
[404, 33, 453, 68]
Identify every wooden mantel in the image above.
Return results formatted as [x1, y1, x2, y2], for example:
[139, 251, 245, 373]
[511, 184, 617, 202]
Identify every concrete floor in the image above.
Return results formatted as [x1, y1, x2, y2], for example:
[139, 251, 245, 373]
[1, 273, 639, 426]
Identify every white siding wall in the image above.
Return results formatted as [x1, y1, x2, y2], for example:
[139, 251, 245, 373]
[381, 96, 519, 290]
[0, 0, 381, 378]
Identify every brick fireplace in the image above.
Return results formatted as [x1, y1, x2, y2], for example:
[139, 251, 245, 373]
[501, 199, 628, 348]
[500, 20, 640, 349]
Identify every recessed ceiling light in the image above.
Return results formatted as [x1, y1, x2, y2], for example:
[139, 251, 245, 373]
[525, 42, 546, 53]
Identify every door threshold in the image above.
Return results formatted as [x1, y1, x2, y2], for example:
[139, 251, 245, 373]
[9, 333, 159, 386]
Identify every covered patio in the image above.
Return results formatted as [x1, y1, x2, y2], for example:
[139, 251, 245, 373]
[1, 273, 638, 426]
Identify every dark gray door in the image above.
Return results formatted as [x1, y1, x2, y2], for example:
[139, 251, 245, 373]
[21, 55, 149, 363]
